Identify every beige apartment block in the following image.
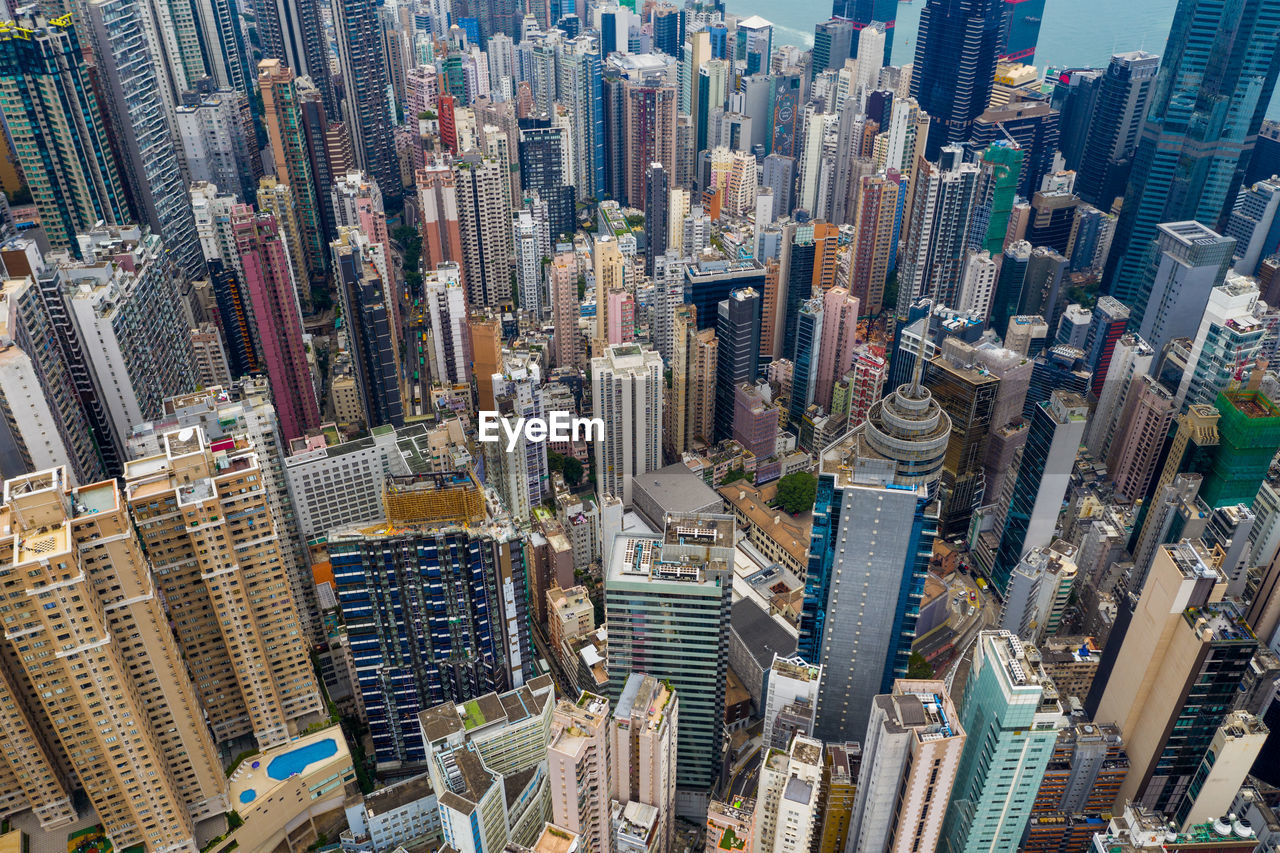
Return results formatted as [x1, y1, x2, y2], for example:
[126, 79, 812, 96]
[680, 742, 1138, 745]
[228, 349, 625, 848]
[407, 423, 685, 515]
[125, 427, 324, 749]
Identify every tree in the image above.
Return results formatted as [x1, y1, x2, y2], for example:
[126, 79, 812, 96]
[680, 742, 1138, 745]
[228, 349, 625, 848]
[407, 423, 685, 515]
[563, 456, 584, 487]
[907, 652, 933, 679]
[720, 468, 750, 486]
[775, 471, 817, 514]
[577, 274, 587, 301]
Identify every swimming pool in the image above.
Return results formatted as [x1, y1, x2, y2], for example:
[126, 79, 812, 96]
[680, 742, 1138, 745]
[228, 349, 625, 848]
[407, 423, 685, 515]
[239, 789, 256, 804]
[266, 738, 339, 780]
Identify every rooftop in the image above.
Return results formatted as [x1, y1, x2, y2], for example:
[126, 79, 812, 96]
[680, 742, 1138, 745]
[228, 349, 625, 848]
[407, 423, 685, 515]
[731, 598, 797, 670]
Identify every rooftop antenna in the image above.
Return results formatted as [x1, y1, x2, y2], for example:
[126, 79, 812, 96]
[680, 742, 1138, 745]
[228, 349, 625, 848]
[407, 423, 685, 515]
[908, 341, 926, 398]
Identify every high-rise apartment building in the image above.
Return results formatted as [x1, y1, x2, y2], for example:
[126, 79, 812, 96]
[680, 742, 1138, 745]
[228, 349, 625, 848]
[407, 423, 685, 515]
[1082, 296, 1130, 398]
[754, 735, 824, 853]
[333, 0, 400, 199]
[234, 206, 321, 442]
[850, 680, 965, 853]
[83, 0, 204, 278]
[910, 0, 1006, 157]
[455, 153, 515, 307]
[606, 514, 733, 814]
[332, 228, 405, 429]
[124, 427, 324, 748]
[330, 472, 532, 767]
[417, 162, 466, 275]
[592, 344, 663, 505]
[611, 673, 678, 851]
[1106, 0, 1280, 325]
[175, 88, 260, 204]
[848, 171, 902, 316]
[940, 631, 1062, 853]
[0, 468, 228, 848]
[1024, 723, 1128, 853]
[0, 15, 129, 254]
[61, 226, 198, 444]
[622, 75, 677, 209]
[1175, 275, 1266, 409]
[549, 693, 612, 853]
[898, 147, 980, 315]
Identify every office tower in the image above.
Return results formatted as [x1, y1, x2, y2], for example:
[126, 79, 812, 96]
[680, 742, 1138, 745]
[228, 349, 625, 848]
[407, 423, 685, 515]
[789, 298, 824, 430]
[778, 222, 837, 349]
[1026, 190, 1081, 257]
[925, 349, 999, 537]
[233, 207, 320, 442]
[643, 163, 669, 276]
[83, 0, 203, 278]
[989, 391, 1087, 593]
[1089, 542, 1257, 820]
[1179, 711, 1269, 829]
[455, 153, 515, 307]
[419, 676, 556, 852]
[332, 229, 404, 429]
[761, 154, 796, 220]
[754, 735, 824, 853]
[611, 673, 678, 851]
[259, 59, 326, 287]
[1107, 0, 1280, 322]
[812, 18, 855, 80]
[910, 0, 1005, 158]
[592, 344, 662, 505]
[1106, 375, 1176, 501]
[606, 514, 733, 814]
[941, 631, 1062, 853]
[60, 226, 197, 444]
[800, 370, 948, 741]
[1016, 248, 1069, 334]
[257, 0, 334, 108]
[970, 102, 1059, 200]
[333, 0, 400, 199]
[831, 0, 897, 65]
[1082, 296, 1130, 397]
[1024, 724, 1129, 853]
[768, 71, 804, 158]
[1175, 275, 1265, 408]
[899, 146, 980, 315]
[999, 540, 1078, 640]
[0, 15, 127, 255]
[848, 171, 902, 316]
[125, 427, 323, 747]
[989, 241, 1031, 343]
[999, 0, 1043, 61]
[332, 472, 531, 767]
[850, 680, 965, 853]
[0, 468, 228, 848]
[1025, 345, 1089, 419]
[1074, 51, 1160, 208]
[714, 289, 761, 443]
[1135, 221, 1236, 363]
[517, 123, 575, 240]
[1067, 204, 1117, 277]
[175, 88, 260, 204]
[548, 693, 611, 853]
[1226, 177, 1280, 276]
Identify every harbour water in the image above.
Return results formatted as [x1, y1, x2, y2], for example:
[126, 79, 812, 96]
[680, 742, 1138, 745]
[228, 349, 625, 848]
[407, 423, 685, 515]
[728, 0, 1280, 120]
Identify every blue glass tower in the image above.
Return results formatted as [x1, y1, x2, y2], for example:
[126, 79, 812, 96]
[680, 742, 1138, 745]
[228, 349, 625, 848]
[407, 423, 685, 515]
[789, 298, 823, 427]
[1105, 0, 1280, 329]
[831, 0, 898, 65]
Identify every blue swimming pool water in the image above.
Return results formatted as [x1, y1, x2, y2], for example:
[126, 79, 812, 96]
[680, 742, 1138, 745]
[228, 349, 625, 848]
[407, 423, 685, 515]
[266, 738, 339, 780]
[239, 789, 256, 804]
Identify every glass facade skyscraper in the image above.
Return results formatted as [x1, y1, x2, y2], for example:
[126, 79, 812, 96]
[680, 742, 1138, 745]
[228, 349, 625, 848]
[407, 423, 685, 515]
[830, 0, 898, 66]
[1105, 0, 1280, 328]
[333, 0, 401, 202]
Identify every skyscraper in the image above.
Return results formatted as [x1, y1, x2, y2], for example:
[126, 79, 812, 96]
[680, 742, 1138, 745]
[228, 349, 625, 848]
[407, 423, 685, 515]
[1105, 0, 1280, 324]
[850, 680, 965, 853]
[1135, 221, 1235, 366]
[714, 288, 761, 443]
[606, 514, 734, 814]
[592, 344, 663, 505]
[754, 735, 824, 853]
[1073, 51, 1160, 209]
[988, 391, 1088, 593]
[0, 15, 128, 254]
[940, 631, 1062, 853]
[124, 427, 325, 748]
[84, 0, 204, 277]
[1024, 723, 1129, 853]
[332, 229, 405, 429]
[644, 163, 669, 275]
[333, 0, 401, 200]
[830, 0, 897, 65]
[800, 367, 949, 740]
[610, 673, 678, 851]
[622, 74, 677, 209]
[454, 153, 515, 307]
[330, 471, 532, 767]
[234, 207, 321, 442]
[849, 171, 902, 316]
[910, 0, 1007, 158]
[925, 350, 1000, 538]
[1082, 296, 1130, 397]
[899, 146, 981, 314]
[0, 467, 228, 849]
[549, 693, 612, 853]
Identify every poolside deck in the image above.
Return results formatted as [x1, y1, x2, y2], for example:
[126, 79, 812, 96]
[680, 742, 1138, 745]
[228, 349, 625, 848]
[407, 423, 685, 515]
[228, 726, 353, 814]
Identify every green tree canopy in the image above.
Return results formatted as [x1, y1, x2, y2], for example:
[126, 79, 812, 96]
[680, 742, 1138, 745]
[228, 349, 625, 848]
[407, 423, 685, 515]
[775, 471, 817, 514]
